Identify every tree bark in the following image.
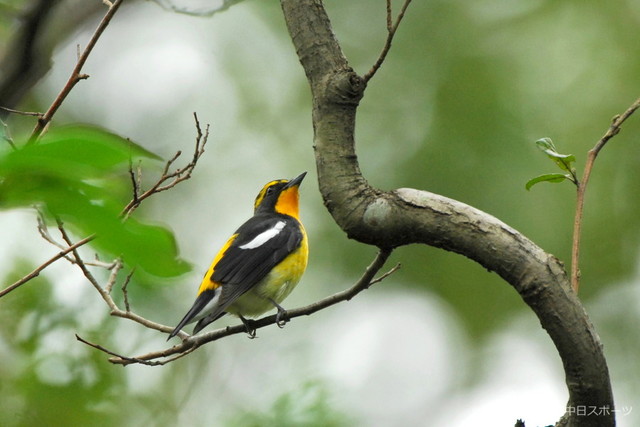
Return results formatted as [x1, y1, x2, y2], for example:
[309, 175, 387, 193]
[280, 1, 614, 426]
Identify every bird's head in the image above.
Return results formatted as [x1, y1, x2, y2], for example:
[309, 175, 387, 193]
[254, 172, 307, 218]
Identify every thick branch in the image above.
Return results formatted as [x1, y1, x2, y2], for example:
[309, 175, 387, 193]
[280, 1, 613, 426]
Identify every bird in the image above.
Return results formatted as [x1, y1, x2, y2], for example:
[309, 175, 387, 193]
[168, 172, 308, 339]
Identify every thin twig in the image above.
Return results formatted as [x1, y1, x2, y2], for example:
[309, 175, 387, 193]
[106, 248, 398, 366]
[27, 0, 125, 144]
[104, 258, 124, 294]
[56, 220, 115, 307]
[121, 113, 209, 218]
[121, 268, 135, 312]
[571, 96, 640, 292]
[363, 0, 413, 83]
[0, 235, 94, 298]
[385, 0, 393, 32]
[0, 105, 44, 117]
[76, 334, 168, 366]
[37, 211, 68, 250]
[127, 159, 140, 208]
[37, 214, 113, 267]
[1, 117, 17, 149]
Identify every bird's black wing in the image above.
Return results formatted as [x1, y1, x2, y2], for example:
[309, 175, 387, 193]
[211, 214, 302, 306]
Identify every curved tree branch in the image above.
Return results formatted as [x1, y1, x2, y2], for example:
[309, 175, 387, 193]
[280, 1, 613, 426]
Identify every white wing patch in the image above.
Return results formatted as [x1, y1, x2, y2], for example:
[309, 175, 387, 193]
[239, 221, 286, 250]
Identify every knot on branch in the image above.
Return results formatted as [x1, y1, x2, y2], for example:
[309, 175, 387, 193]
[321, 70, 366, 105]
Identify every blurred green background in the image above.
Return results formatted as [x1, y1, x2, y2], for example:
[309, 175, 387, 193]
[1, 0, 639, 425]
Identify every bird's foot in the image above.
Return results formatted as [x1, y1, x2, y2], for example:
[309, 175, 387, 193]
[269, 299, 289, 328]
[239, 315, 257, 339]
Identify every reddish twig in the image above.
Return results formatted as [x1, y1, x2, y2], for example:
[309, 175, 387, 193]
[571, 97, 640, 292]
[27, 0, 125, 144]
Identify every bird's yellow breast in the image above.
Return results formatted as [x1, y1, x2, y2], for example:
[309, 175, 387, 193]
[227, 226, 308, 317]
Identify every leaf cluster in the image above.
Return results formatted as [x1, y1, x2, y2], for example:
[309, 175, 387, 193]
[526, 137, 578, 190]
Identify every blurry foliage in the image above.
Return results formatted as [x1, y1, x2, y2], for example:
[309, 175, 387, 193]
[0, 262, 126, 427]
[226, 380, 352, 427]
[0, 125, 190, 277]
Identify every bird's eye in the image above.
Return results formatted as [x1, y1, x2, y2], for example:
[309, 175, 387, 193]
[265, 186, 275, 195]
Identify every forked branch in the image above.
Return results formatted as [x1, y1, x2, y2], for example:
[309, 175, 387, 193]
[121, 112, 209, 218]
[363, 0, 413, 83]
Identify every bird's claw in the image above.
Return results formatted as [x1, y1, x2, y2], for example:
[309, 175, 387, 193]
[269, 298, 289, 328]
[239, 316, 257, 339]
[275, 308, 289, 328]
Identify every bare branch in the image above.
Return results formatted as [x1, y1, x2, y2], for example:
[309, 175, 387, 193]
[0, 235, 94, 298]
[121, 113, 209, 218]
[28, 0, 125, 144]
[50, 221, 181, 333]
[1, 117, 16, 149]
[127, 159, 141, 209]
[0, 106, 44, 118]
[363, 0, 413, 83]
[75, 334, 174, 366]
[104, 258, 124, 294]
[55, 220, 113, 305]
[120, 268, 135, 312]
[105, 248, 397, 366]
[37, 214, 114, 268]
[571, 96, 640, 292]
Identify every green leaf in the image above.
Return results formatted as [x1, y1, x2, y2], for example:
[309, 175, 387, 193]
[0, 125, 190, 278]
[0, 125, 160, 180]
[535, 137, 558, 153]
[525, 173, 570, 190]
[534, 137, 576, 173]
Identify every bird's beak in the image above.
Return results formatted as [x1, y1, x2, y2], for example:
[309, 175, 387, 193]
[284, 171, 307, 189]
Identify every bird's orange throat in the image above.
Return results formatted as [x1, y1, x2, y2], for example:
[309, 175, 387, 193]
[275, 187, 300, 219]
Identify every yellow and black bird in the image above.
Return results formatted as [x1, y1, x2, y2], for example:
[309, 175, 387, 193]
[168, 172, 308, 339]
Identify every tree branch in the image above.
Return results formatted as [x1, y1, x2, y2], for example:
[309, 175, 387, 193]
[279, 1, 613, 426]
[121, 112, 209, 218]
[571, 97, 640, 292]
[103, 248, 397, 366]
[28, 0, 125, 144]
[363, 0, 413, 83]
[0, 234, 94, 298]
